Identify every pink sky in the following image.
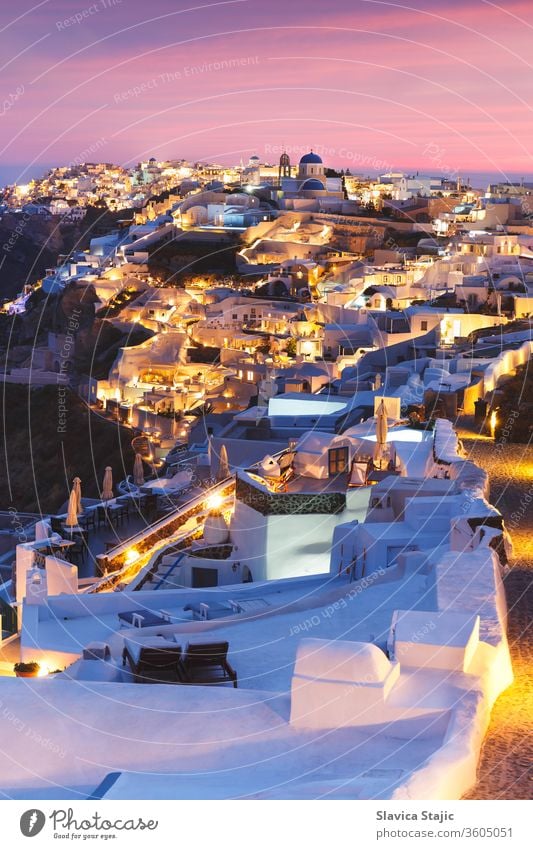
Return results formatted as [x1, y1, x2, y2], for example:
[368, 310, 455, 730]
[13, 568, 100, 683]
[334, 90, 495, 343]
[1, 0, 532, 182]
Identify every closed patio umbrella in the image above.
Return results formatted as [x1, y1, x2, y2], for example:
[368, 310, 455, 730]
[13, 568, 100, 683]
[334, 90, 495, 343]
[133, 453, 145, 487]
[216, 444, 230, 481]
[374, 400, 388, 469]
[102, 466, 114, 501]
[376, 399, 388, 446]
[72, 477, 82, 513]
[65, 486, 79, 528]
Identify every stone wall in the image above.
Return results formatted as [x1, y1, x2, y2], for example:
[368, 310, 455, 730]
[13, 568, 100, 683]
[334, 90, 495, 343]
[236, 475, 345, 516]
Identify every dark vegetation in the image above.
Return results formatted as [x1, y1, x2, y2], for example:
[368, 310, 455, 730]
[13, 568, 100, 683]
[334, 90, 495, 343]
[0, 384, 135, 513]
[148, 234, 239, 283]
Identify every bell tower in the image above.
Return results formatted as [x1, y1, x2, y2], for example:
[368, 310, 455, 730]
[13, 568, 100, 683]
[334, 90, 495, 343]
[279, 151, 291, 184]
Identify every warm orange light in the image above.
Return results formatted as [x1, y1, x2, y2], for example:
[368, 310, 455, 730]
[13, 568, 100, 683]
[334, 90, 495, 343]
[206, 493, 223, 511]
[124, 549, 140, 566]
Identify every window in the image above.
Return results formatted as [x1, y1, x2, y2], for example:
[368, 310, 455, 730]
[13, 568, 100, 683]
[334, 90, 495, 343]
[232, 313, 238, 319]
[421, 320, 428, 331]
[386, 544, 418, 567]
[246, 370, 254, 382]
[397, 275, 402, 283]
[383, 275, 389, 283]
[328, 447, 349, 476]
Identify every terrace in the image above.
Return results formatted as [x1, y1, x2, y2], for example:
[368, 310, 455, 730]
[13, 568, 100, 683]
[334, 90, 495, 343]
[3, 531, 512, 801]
[10, 475, 236, 605]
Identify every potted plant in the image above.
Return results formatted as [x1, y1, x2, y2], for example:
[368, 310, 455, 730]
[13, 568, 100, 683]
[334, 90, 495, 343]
[13, 661, 40, 678]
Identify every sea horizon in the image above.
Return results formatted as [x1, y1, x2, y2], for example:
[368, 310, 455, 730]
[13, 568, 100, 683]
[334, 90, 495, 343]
[1, 161, 532, 194]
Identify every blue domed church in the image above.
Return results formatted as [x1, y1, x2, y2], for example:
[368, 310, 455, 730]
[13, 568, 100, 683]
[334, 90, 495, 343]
[298, 151, 325, 186]
[278, 151, 344, 209]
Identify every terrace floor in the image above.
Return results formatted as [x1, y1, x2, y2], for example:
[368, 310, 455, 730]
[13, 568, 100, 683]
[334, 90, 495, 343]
[0, 572, 458, 801]
[42, 481, 215, 582]
[23, 570, 437, 690]
[76, 514, 149, 579]
[285, 472, 349, 494]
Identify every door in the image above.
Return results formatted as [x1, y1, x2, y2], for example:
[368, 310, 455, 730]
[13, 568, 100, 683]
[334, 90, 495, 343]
[191, 567, 218, 588]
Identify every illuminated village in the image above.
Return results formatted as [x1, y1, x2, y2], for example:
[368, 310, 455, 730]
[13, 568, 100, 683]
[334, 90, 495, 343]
[0, 144, 530, 802]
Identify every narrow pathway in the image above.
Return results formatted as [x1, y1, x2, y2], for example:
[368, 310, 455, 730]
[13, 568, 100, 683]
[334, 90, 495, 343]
[457, 426, 533, 799]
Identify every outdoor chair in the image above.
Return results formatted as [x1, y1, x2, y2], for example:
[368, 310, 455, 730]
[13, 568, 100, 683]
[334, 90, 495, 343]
[96, 505, 110, 528]
[50, 516, 64, 536]
[115, 499, 130, 521]
[97, 504, 121, 528]
[68, 537, 86, 565]
[79, 510, 96, 532]
[177, 641, 237, 688]
[108, 504, 123, 526]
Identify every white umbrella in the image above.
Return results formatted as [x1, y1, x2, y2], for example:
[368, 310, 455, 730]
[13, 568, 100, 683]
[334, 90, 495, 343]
[65, 487, 79, 528]
[133, 453, 145, 487]
[102, 466, 114, 501]
[72, 477, 82, 514]
[216, 444, 230, 481]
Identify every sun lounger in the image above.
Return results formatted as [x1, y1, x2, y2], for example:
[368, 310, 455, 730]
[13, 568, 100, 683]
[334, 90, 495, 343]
[183, 601, 236, 621]
[177, 641, 237, 688]
[228, 598, 271, 613]
[122, 637, 182, 683]
[118, 609, 172, 628]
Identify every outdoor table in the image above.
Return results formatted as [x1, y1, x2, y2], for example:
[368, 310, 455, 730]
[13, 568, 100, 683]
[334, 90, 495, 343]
[62, 524, 85, 535]
[49, 539, 76, 556]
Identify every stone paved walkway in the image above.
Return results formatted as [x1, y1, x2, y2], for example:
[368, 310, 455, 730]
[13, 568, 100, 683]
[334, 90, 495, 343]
[458, 426, 533, 799]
